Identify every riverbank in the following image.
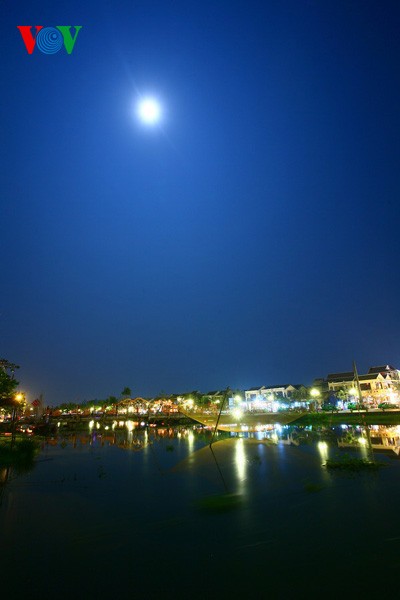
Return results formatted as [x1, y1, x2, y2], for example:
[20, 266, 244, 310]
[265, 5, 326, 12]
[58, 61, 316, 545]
[2, 409, 400, 436]
[293, 410, 400, 426]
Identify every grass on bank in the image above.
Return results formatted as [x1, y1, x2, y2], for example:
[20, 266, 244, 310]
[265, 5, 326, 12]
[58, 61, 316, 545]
[294, 412, 400, 426]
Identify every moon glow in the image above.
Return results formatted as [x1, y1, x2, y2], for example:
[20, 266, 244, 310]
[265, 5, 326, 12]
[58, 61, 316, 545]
[136, 97, 162, 125]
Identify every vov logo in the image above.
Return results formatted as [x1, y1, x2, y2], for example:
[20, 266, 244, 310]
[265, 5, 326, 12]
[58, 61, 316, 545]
[17, 26, 82, 55]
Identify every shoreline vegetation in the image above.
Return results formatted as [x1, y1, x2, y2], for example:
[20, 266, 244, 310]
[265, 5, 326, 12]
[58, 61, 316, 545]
[0, 437, 39, 471]
[294, 411, 400, 426]
[2, 409, 400, 430]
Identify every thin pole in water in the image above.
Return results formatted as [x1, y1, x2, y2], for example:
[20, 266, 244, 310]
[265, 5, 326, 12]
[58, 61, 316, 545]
[210, 388, 230, 447]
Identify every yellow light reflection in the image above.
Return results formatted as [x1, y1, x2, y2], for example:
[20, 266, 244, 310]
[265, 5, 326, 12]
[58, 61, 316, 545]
[317, 441, 328, 461]
[188, 430, 195, 453]
[235, 438, 246, 489]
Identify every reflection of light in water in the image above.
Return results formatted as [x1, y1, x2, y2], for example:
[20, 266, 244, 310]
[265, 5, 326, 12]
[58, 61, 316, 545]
[89, 420, 94, 430]
[358, 435, 369, 459]
[96, 422, 100, 430]
[188, 430, 195, 453]
[126, 421, 134, 443]
[235, 438, 246, 487]
[317, 441, 328, 461]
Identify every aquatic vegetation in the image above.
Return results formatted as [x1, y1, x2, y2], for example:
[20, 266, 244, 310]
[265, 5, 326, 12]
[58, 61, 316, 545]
[303, 481, 324, 493]
[196, 493, 243, 513]
[325, 454, 385, 472]
[97, 466, 106, 479]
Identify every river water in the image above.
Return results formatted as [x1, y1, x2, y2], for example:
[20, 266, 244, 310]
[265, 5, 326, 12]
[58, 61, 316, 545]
[1, 423, 400, 598]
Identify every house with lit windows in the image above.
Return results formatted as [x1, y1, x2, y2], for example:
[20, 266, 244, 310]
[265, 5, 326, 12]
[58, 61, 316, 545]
[244, 384, 307, 410]
[325, 365, 400, 405]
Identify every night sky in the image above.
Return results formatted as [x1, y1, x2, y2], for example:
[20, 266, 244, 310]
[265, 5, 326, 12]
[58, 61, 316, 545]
[1, 1, 400, 405]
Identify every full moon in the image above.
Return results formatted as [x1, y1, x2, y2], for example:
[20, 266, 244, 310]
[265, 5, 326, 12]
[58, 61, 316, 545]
[136, 97, 162, 125]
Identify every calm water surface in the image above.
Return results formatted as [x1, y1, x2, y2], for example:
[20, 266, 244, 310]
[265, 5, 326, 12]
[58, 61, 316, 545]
[1, 424, 400, 598]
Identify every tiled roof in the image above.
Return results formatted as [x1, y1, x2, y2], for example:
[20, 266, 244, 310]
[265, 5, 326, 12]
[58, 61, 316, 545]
[368, 365, 396, 374]
[327, 372, 354, 381]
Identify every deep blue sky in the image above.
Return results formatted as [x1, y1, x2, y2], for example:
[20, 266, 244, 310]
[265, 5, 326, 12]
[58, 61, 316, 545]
[1, 1, 400, 404]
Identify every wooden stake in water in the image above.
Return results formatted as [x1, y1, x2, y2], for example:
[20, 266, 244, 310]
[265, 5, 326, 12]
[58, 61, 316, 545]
[210, 388, 229, 447]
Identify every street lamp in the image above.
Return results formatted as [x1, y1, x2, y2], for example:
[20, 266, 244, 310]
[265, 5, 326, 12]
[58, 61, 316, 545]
[11, 392, 25, 449]
[310, 388, 321, 411]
